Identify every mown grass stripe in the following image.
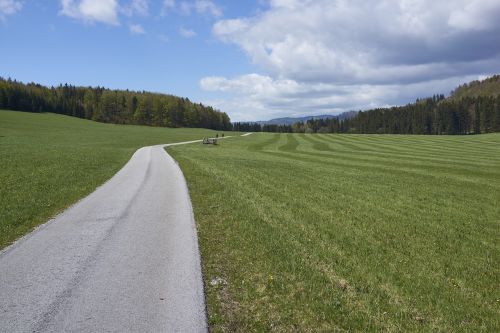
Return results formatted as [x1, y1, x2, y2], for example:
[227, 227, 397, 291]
[323, 134, 500, 159]
[267, 146, 500, 190]
[169, 132, 500, 332]
[278, 133, 299, 152]
[305, 134, 500, 169]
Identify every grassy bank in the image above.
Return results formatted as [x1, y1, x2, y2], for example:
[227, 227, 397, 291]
[0, 110, 229, 248]
[168, 133, 500, 332]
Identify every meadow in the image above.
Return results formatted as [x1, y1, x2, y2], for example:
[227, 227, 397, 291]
[168, 132, 500, 332]
[0, 110, 229, 248]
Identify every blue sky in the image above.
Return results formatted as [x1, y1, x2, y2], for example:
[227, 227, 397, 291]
[0, 1, 257, 110]
[1, 1, 500, 121]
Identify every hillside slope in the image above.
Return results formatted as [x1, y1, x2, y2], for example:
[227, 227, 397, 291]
[450, 75, 500, 100]
[0, 78, 232, 130]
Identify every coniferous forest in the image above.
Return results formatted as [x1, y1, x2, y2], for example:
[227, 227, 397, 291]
[0, 78, 232, 131]
[291, 94, 500, 135]
[236, 75, 500, 135]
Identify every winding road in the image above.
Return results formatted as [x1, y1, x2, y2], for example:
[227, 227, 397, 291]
[0, 135, 247, 332]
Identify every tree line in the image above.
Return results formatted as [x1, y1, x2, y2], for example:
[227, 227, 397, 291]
[232, 122, 294, 133]
[241, 94, 500, 135]
[3, 76, 499, 135]
[0, 78, 232, 130]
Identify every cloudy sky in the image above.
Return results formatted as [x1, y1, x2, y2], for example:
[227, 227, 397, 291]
[1, 0, 500, 121]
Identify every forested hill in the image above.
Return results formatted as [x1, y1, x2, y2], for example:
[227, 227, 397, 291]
[327, 77, 500, 135]
[450, 75, 500, 100]
[0, 78, 232, 130]
[257, 75, 500, 135]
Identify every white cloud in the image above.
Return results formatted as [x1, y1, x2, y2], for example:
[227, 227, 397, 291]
[0, 0, 22, 19]
[129, 23, 145, 34]
[179, 26, 196, 38]
[194, 0, 221, 17]
[205, 0, 500, 120]
[122, 0, 149, 16]
[60, 0, 119, 25]
[169, 0, 221, 17]
[163, 0, 175, 7]
[178, 1, 191, 15]
[448, 0, 500, 31]
[161, 0, 175, 15]
[200, 73, 488, 122]
[213, 0, 500, 85]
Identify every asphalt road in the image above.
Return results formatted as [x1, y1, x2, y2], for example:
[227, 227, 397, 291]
[0, 136, 242, 332]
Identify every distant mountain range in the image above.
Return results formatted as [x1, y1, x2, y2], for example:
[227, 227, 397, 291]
[255, 111, 357, 125]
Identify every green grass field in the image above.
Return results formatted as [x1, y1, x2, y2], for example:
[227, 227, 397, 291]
[168, 132, 500, 332]
[2, 110, 499, 331]
[0, 110, 230, 248]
